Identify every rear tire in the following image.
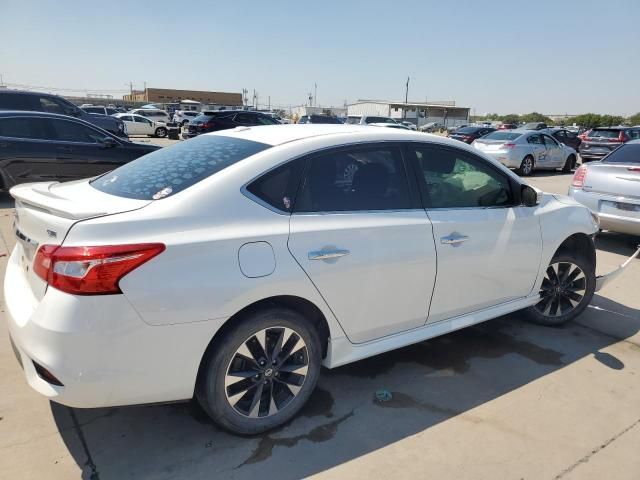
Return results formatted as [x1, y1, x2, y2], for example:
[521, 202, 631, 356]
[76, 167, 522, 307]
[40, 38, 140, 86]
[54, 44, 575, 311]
[524, 252, 595, 326]
[154, 127, 167, 138]
[562, 154, 576, 173]
[517, 155, 534, 176]
[196, 307, 322, 435]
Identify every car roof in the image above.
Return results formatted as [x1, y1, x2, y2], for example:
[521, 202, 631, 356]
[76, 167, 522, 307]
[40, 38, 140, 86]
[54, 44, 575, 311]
[0, 110, 83, 120]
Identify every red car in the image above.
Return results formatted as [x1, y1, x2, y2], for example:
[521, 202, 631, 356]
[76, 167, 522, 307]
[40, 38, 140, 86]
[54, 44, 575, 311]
[498, 123, 518, 130]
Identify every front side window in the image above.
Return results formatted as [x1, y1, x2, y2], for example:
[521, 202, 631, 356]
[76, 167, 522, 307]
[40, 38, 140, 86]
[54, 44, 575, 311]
[0, 117, 48, 139]
[49, 119, 104, 143]
[543, 135, 558, 147]
[91, 135, 270, 200]
[134, 116, 152, 125]
[119, 115, 134, 122]
[294, 146, 410, 212]
[39, 97, 77, 116]
[412, 146, 513, 209]
[246, 158, 306, 212]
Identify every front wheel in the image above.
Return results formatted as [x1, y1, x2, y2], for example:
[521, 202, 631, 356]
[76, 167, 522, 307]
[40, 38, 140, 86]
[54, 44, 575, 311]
[196, 308, 322, 435]
[517, 155, 534, 176]
[562, 154, 576, 173]
[154, 127, 167, 138]
[524, 253, 595, 326]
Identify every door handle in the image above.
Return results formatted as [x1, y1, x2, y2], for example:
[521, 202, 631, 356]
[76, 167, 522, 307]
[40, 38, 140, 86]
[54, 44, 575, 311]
[308, 249, 350, 261]
[441, 234, 469, 245]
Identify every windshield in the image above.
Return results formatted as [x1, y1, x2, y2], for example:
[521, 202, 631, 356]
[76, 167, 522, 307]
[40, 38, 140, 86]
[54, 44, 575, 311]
[91, 135, 270, 200]
[601, 144, 640, 164]
[482, 131, 522, 141]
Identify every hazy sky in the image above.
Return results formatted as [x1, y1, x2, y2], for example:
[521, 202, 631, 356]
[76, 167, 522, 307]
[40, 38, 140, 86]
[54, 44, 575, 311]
[1, 0, 638, 115]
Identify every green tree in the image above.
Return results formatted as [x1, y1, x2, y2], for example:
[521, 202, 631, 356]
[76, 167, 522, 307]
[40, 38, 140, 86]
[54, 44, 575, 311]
[521, 112, 553, 124]
[628, 112, 640, 125]
[569, 113, 602, 128]
[501, 114, 520, 124]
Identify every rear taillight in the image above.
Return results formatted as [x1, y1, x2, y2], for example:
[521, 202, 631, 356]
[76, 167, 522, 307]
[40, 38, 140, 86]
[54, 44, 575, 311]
[34, 243, 165, 295]
[628, 167, 640, 172]
[201, 121, 215, 130]
[618, 131, 626, 142]
[503, 143, 516, 149]
[571, 165, 588, 188]
[579, 129, 591, 140]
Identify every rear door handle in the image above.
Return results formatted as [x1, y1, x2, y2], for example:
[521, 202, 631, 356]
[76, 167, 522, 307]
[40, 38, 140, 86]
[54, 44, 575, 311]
[441, 234, 469, 245]
[308, 249, 350, 261]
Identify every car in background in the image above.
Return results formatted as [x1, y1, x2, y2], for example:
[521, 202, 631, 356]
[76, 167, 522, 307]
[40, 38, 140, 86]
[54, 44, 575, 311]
[523, 122, 548, 130]
[399, 121, 417, 130]
[569, 140, 640, 235]
[0, 111, 159, 190]
[82, 105, 119, 116]
[297, 114, 342, 124]
[472, 130, 577, 176]
[0, 90, 127, 138]
[114, 113, 168, 138]
[543, 127, 582, 151]
[447, 124, 467, 134]
[449, 126, 495, 144]
[184, 110, 280, 138]
[172, 110, 200, 126]
[6, 124, 604, 436]
[498, 123, 518, 130]
[130, 108, 171, 124]
[368, 122, 411, 130]
[418, 122, 445, 133]
[579, 127, 640, 162]
[345, 115, 398, 125]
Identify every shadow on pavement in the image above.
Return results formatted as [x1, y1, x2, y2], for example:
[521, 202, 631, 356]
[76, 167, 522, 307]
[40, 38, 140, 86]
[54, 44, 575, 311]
[51, 294, 639, 480]
[595, 231, 640, 257]
[0, 193, 14, 209]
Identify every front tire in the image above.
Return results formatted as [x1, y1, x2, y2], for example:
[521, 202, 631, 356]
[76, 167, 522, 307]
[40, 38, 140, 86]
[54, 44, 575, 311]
[196, 308, 322, 435]
[562, 154, 576, 173]
[524, 252, 595, 326]
[517, 155, 534, 176]
[154, 127, 167, 138]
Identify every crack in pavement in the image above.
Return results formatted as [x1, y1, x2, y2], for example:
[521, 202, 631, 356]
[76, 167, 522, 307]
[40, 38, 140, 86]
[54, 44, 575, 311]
[69, 408, 100, 480]
[554, 417, 640, 479]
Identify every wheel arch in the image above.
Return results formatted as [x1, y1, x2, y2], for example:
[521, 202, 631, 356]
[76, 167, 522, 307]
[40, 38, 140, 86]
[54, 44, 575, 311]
[553, 232, 596, 270]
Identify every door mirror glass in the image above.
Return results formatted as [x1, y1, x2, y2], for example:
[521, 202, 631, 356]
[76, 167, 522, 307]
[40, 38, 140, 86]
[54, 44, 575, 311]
[521, 185, 539, 207]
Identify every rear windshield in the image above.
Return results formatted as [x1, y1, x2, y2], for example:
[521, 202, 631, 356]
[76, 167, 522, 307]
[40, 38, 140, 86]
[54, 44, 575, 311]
[91, 135, 270, 200]
[455, 127, 482, 134]
[310, 115, 341, 124]
[365, 116, 396, 124]
[483, 131, 522, 141]
[601, 144, 640, 164]
[589, 129, 622, 138]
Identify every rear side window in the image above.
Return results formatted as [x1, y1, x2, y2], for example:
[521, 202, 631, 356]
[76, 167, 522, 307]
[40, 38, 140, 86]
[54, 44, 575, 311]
[601, 144, 640, 164]
[0, 117, 47, 139]
[527, 135, 543, 145]
[0, 93, 32, 110]
[246, 158, 306, 212]
[294, 146, 410, 212]
[49, 119, 103, 143]
[91, 135, 270, 200]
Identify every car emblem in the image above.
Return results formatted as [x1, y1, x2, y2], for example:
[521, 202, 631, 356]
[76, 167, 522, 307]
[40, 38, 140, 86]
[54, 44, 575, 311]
[46, 229, 57, 239]
[264, 368, 274, 377]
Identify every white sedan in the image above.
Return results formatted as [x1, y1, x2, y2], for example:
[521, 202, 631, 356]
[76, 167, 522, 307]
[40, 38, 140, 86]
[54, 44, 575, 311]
[7, 125, 621, 435]
[114, 113, 168, 138]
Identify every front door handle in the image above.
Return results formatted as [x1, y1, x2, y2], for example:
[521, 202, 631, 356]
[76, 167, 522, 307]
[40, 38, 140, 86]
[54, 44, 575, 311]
[441, 234, 469, 245]
[308, 249, 350, 261]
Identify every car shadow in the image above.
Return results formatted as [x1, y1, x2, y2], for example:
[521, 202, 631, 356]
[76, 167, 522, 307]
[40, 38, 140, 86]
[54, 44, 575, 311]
[0, 193, 14, 209]
[51, 294, 639, 480]
[595, 231, 640, 256]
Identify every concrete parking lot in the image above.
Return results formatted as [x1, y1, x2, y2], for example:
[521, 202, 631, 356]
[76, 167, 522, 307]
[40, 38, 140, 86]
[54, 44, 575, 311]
[1, 171, 639, 480]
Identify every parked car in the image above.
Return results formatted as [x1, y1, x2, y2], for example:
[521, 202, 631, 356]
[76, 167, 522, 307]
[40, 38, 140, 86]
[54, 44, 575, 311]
[0, 90, 127, 138]
[172, 110, 200, 126]
[523, 122, 548, 130]
[298, 114, 343, 124]
[185, 110, 280, 138]
[449, 126, 495, 144]
[130, 108, 171, 124]
[81, 105, 119, 116]
[447, 124, 468, 134]
[345, 115, 398, 125]
[399, 121, 417, 130]
[498, 123, 518, 130]
[418, 122, 445, 133]
[0, 111, 159, 190]
[542, 127, 582, 151]
[569, 140, 640, 235]
[472, 130, 577, 175]
[114, 113, 168, 138]
[578, 127, 640, 162]
[7, 124, 614, 436]
[367, 122, 411, 130]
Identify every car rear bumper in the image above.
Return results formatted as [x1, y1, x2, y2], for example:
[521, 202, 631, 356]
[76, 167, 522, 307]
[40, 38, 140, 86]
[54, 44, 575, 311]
[480, 150, 521, 168]
[568, 187, 640, 236]
[4, 245, 218, 408]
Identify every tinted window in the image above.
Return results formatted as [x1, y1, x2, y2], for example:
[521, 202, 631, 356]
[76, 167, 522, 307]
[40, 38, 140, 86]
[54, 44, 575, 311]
[527, 134, 543, 145]
[456, 127, 482, 134]
[601, 144, 640, 164]
[589, 129, 622, 139]
[483, 131, 522, 141]
[255, 114, 278, 125]
[246, 158, 306, 212]
[294, 146, 410, 212]
[0, 93, 32, 110]
[91, 135, 270, 200]
[234, 113, 254, 123]
[119, 115, 134, 122]
[310, 115, 341, 124]
[345, 116, 361, 124]
[364, 116, 395, 124]
[83, 107, 102, 113]
[0, 117, 47, 139]
[413, 146, 513, 209]
[543, 135, 558, 147]
[192, 113, 215, 122]
[134, 116, 152, 124]
[105, 108, 118, 115]
[39, 96, 77, 116]
[627, 129, 640, 140]
[49, 119, 103, 143]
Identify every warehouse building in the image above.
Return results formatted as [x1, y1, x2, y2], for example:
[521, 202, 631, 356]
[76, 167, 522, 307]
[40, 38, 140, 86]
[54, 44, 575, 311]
[123, 88, 243, 107]
[347, 99, 470, 128]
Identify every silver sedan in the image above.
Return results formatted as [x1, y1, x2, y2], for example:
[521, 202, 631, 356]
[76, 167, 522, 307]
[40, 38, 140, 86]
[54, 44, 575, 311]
[569, 140, 640, 236]
[472, 130, 578, 176]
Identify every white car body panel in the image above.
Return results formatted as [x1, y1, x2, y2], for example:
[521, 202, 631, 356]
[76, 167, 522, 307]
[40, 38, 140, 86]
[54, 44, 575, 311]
[5, 125, 600, 408]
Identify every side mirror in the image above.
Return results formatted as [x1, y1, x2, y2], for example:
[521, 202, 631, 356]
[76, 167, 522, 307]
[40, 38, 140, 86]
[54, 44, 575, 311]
[100, 137, 118, 148]
[521, 185, 540, 207]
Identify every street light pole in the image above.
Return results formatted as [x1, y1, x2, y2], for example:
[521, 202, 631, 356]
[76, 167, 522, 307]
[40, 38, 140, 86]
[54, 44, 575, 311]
[404, 76, 409, 119]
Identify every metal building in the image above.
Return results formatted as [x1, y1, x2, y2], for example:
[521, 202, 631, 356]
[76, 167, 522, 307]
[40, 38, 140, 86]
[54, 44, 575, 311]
[347, 99, 470, 128]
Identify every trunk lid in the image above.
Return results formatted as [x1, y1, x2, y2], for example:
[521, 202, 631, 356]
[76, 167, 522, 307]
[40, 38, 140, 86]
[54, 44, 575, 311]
[583, 164, 640, 199]
[10, 180, 151, 300]
[473, 139, 508, 151]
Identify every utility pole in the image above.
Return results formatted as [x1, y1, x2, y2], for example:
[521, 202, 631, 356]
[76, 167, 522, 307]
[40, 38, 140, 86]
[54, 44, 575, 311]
[242, 88, 248, 108]
[404, 76, 409, 119]
[268, 96, 271, 111]
[308, 92, 313, 107]
[314, 83, 317, 107]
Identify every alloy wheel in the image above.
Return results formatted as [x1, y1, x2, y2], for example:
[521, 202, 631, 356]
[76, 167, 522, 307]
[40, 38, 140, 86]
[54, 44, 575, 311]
[534, 261, 586, 317]
[224, 326, 309, 418]
[522, 157, 533, 175]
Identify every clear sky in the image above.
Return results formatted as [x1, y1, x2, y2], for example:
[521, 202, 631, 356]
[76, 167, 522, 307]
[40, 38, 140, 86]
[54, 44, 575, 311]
[1, 0, 638, 115]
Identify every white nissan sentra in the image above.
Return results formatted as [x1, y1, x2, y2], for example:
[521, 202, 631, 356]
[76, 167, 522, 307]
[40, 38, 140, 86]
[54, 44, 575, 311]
[6, 125, 614, 434]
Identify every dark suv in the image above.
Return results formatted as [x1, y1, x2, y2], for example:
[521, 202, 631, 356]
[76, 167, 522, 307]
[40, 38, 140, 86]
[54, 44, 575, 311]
[579, 126, 640, 161]
[0, 90, 126, 138]
[185, 110, 279, 138]
[297, 114, 342, 124]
